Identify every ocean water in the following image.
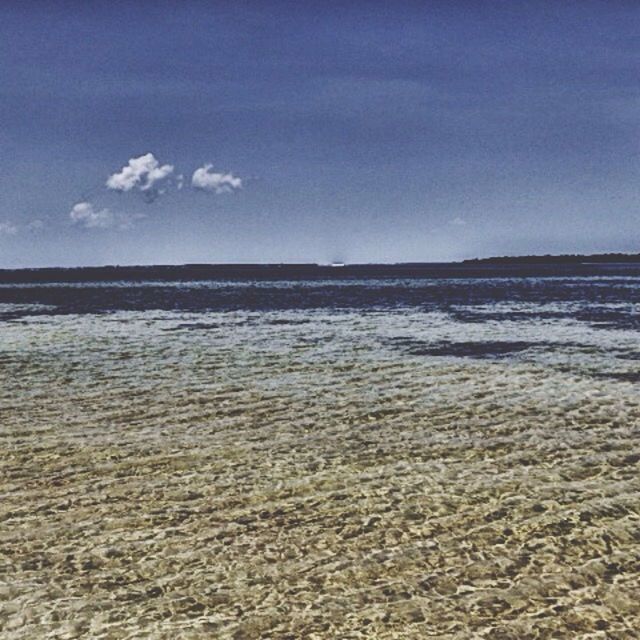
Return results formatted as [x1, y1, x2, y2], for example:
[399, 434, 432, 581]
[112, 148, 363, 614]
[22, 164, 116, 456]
[1, 269, 639, 638]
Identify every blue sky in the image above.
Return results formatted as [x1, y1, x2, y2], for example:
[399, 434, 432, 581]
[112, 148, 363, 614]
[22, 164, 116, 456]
[0, 1, 638, 266]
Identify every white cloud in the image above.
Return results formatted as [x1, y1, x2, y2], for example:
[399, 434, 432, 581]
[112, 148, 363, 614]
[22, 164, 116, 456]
[106, 153, 174, 202]
[0, 221, 18, 236]
[70, 202, 144, 230]
[69, 202, 115, 229]
[450, 217, 466, 226]
[192, 164, 242, 194]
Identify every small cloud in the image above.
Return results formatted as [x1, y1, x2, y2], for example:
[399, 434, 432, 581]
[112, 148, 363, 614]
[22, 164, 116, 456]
[70, 202, 143, 230]
[192, 164, 242, 194]
[0, 221, 18, 236]
[450, 217, 466, 226]
[69, 201, 115, 229]
[106, 153, 174, 202]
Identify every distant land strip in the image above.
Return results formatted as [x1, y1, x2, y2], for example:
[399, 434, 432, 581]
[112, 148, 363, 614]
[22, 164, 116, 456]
[464, 253, 640, 265]
[1, 255, 640, 284]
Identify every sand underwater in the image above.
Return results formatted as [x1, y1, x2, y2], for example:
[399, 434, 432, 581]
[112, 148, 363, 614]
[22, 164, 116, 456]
[1, 278, 640, 638]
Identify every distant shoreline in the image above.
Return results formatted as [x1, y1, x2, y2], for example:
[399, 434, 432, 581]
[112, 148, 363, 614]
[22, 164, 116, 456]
[1, 254, 640, 284]
[462, 253, 640, 265]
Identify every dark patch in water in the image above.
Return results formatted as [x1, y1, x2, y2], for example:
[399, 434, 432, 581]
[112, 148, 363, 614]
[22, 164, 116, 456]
[392, 339, 640, 363]
[614, 351, 640, 361]
[448, 309, 571, 325]
[448, 308, 640, 332]
[266, 318, 312, 325]
[164, 322, 221, 332]
[392, 339, 537, 359]
[596, 371, 640, 383]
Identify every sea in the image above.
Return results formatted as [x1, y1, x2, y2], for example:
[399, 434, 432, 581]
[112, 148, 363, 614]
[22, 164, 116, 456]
[1, 264, 639, 637]
[2, 264, 640, 379]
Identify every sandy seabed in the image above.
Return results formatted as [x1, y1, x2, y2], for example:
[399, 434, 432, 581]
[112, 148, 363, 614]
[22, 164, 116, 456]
[1, 308, 639, 639]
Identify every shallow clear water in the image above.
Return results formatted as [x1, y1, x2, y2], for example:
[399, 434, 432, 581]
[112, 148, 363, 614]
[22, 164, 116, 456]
[1, 273, 639, 638]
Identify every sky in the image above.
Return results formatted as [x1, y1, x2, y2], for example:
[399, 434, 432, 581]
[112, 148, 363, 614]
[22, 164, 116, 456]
[0, 1, 638, 267]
